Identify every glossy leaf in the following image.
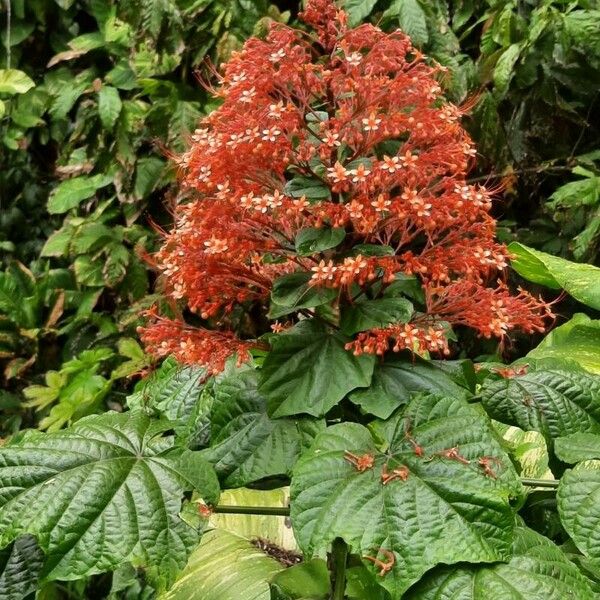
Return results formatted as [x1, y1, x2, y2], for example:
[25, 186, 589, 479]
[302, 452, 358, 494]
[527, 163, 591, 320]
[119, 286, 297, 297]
[527, 314, 600, 374]
[340, 297, 413, 336]
[558, 461, 600, 566]
[481, 368, 600, 442]
[260, 320, 375, 418]
[405, 525, 595, 599]
[295, 227, 345, 256]
[349, 355, 469, 419]
[555, 433, 600, 463]
[509, 242, 600, 309]
[270, 272, 337, 318]
[0, 535, 44, 600]
[0, 411, 219, 584]
[201, 368, 324, 487]
[160, 529, 282, 600]
[291, 394, 522, 598]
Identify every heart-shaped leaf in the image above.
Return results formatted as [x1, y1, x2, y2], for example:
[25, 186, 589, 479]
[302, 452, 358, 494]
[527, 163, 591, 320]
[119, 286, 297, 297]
[201, 368, 324, 487]
[260, 320, 375, 418]
[481, 369, 600, 442]
[405, 525, 595, 599]
[340, 298, 413, 336]
[349, 355, 469, 419]
[0, 411, 219, 585]
[290, 394, 522, 597]
[270, 272, 338, 318]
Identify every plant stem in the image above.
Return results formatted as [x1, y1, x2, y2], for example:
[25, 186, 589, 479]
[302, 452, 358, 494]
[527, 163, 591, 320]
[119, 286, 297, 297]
[330, 538, 348, 600]
[213, 505, 290, 516]
[520, 478, 559, 489]
[212, 478, 561, 519]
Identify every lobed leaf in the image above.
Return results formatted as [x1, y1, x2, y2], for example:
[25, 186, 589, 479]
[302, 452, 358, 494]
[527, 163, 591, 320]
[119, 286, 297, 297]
[260, 320, 375, 418]
[290, 394, 522, 598]
[0, 411, 219, 585]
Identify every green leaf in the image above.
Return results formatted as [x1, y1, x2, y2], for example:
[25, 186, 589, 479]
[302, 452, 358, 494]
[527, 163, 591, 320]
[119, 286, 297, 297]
[283, 175, 331, 201]
[555, 433, 600, 464]
[405, 525, 595, 599]
[260, 320, 375, 418]
[0, 411, 219, 585]
[74, 255, 105, 286]
[547, 176, 600, 210]
[481, 368, 600, 442]
[160, 529, 282, 600]
[0, 535, 44, 600]
[71, 222, 116, 254]
[135, 156, 166, 199]
[290, 394, 522, 598]
[270, 272, 337, 318]
[200, 368, 323, 487]
[48, 174, 113, 214]
[493, 43, 521, 95]
[128, 358, 206, 423]
[383, 0, 429, 47]
[0, 69, 35, 95]
[509, 242, 600, 309]
[98, 85, 122, 129]
[527, 314, 600, 374]
[295, 227, 345, 256]
[558, 461, 600, 566]
[41, 226, 76, 257]
[344, 0, 378, 27]
[340, 297, 413, 335]
[270, 559, 329, 600]
[349, 355, 469, 419]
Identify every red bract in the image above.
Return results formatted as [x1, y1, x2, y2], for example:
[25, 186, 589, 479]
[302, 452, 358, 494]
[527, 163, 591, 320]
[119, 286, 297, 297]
[140, 0, 553, 373]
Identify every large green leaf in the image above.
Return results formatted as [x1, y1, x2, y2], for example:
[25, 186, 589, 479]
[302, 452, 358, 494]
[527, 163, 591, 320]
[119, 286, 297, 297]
[509, 242, 600, 309]
[558, 461, 600, 565]
[405, 525, 595, 599]
[349, 355, 469, 419]
[0, 411, 219, 584]
[527, 314, 600, 374]
[345, 0, 378, 27]
[48, 174, 113, 214]
[128, 358, 206, 422]
[259, 320, 375, 418]
[340, 298, 413, 336]
[0, 535, 44, 600]
[295, 227, 345, 256]
[383, 0, 429, 47]
[98, 85, 122, 129]
[481, 369, 600, 442]
[555, 433, 600, 463]
[0, 69, 35, 95]
[201, 369, 324, 487]
[270, 272, 337, 318]
[290, 394, 522, 598]
[160, 529, 282, 600]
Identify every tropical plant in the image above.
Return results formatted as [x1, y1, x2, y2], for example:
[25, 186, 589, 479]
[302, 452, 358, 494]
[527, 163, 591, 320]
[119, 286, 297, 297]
[3, 3, 600, 599]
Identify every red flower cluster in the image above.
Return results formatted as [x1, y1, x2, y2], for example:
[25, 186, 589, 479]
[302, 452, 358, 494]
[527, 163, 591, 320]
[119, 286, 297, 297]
[140, 0, 553, 372]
